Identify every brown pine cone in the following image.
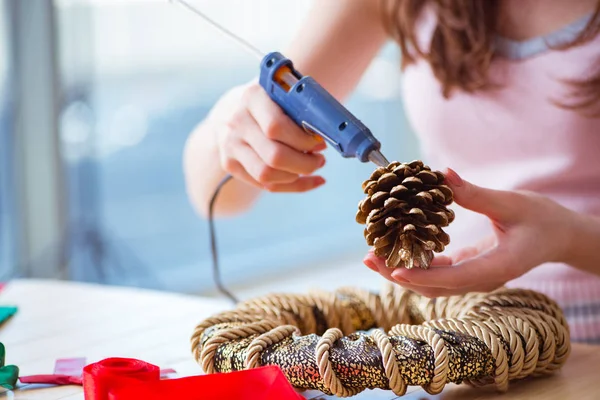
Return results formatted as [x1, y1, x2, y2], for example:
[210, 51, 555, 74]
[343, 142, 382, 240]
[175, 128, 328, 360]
[356, 160, 455, 269]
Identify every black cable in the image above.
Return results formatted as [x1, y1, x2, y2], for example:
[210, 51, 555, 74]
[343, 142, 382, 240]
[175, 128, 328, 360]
[208, 173, 238, 303]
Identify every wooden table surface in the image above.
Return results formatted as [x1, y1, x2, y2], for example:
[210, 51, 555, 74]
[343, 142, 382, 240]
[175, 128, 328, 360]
[1, 279, 599, 400]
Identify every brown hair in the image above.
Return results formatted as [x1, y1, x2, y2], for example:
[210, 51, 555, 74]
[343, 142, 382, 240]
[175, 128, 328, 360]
[381, 0, 600, 116]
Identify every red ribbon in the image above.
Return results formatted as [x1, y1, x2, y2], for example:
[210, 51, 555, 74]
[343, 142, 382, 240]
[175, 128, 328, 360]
[19, 357, 177, 386]
[83, 358, 159, 400]
[82, 358, 304, 400]
[19, 357, 87, 385]
[19, 374, 83, 385]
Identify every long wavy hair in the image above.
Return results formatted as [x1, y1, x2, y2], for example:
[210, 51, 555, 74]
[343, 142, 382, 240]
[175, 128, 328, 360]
[381, 0, 600, 116]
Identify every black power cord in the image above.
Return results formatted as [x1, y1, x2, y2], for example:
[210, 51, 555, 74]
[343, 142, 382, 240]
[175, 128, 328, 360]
[208, 173, 238, 303]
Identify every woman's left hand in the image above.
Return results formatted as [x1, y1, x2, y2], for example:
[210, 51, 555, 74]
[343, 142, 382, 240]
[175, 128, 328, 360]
[363, 168, 577, 298]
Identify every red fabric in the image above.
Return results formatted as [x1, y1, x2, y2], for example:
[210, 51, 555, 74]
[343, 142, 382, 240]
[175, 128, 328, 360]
[159, 368, 177, 377]
[19, 374, 82, 385]
[83, 358, 159, 400]
[111, 366, 305, 400]
[83, 358, 304, 400]
[19, 358, 87, 385]
[19, 358, 176, 387]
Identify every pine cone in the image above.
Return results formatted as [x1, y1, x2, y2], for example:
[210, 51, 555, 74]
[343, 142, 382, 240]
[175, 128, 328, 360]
[356, 160, 455, 269]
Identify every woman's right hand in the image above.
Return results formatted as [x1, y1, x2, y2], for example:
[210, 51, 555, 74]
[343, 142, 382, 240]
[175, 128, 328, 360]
[184, 0, 386, 215]
[208, 80, 328, 193]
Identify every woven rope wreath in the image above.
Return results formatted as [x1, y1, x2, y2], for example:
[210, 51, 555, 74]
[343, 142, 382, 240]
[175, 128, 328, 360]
[191, 284, 570, 397]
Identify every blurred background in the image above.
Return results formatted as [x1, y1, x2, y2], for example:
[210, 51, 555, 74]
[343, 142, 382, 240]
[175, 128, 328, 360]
[0, 0, 420, 296]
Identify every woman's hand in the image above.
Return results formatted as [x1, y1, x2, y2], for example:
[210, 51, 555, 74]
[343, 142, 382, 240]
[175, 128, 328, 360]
[363, 168, 578, 298]
[207, 80, 328, 193]
[184, 0, 387, 217]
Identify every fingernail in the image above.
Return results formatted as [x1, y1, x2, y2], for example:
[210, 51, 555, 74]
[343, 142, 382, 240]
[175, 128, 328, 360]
[318, 156, 326, 168]
[444, 168, 463, 187]
[364, 260, 378, 272]
[313, 177, 326, 187]
[391, 270, 409, 283]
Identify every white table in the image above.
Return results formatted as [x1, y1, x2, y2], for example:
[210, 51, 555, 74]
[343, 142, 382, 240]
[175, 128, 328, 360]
[1, 279, 599, 399]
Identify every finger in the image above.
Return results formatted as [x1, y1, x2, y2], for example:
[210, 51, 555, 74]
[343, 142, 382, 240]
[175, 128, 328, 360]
[449, 246, 480, 264]
[364, 253, 379, 271]
[244, 125, 326, 175]
[363, 250, 384, 269]
[310, 140, 328, 153]
[390, 245, 515, 289]
[233, 143, 300, 184]
[226, 156, 325, 193]
[365, 262, 378, 272]
[364, 251, 397, 283]
[245, 86, 324, 152]
[222, 159, 266, 189]
[449, 236, 496, 264]
[264, 176, 326, 193]
[430, 255, 453, 266]
[444, 168, 518, 222]
[364, 249, 452, 269]
[363, 251, 448, 293]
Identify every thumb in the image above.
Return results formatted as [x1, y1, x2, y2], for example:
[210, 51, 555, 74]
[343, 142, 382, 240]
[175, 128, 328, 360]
[444, 168, 516, 221]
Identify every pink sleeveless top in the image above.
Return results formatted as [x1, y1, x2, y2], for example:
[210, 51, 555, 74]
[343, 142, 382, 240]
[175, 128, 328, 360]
[401, 11, 600, 342]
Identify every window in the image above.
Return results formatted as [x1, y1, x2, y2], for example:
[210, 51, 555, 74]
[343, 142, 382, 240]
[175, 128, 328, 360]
[55, 0, 420, 293]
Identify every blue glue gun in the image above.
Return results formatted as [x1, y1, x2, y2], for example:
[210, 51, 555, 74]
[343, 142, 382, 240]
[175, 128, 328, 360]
[258, 52, 389, 166]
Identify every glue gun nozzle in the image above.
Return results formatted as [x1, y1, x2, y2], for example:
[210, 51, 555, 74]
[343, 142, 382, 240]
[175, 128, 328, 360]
[368, 150, 390, 168]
